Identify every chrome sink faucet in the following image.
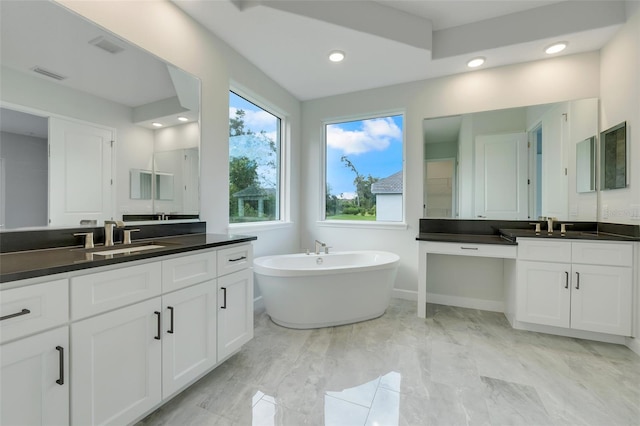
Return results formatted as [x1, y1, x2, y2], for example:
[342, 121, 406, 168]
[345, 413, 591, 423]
[104, 220, 124, 246]
[314, 239, 326, 255]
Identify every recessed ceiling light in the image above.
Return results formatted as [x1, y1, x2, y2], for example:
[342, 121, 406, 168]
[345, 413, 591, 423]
[545, 42, 567, 55]
[328, 50, 345, 63]
[177, 116, 188, 122]
[152, 122, 163, 127]
[467, 57, 485, 68]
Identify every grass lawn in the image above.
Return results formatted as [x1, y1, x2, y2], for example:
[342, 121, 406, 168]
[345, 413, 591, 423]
[325, 214, 376, 221]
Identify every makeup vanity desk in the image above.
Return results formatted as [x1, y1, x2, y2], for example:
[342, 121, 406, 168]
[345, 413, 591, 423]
[416, 219, 639, 342]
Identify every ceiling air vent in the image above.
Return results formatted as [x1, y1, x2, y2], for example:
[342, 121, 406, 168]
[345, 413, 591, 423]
[31, 66, 67, 81]
[89, 36, 125, 54]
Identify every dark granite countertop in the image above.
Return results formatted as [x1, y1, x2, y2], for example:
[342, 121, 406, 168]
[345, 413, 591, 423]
[416, 233, 517, 245]
[0, 233, 257, 284]
[416, 219, 639, 245]
[499, 228, 640, 242]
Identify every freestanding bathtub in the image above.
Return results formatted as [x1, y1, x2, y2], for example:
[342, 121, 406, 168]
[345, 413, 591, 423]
[253, 250, 399, 329]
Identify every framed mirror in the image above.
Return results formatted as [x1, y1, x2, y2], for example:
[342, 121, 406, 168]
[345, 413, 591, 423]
[600, 121, 627, 190]
[576, 136, 596, 193]
[0, 1, 200, 230]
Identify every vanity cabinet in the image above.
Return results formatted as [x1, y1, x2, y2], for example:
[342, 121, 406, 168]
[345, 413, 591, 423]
[216, 245, 254, 361]
[69, 244, 252, 425]
[71, 297, 162, 426]
[162, 280, 217, 398]
[0, 279, 70, 426]
[517, 239, 632, 336]
[1, 326, 69, 426]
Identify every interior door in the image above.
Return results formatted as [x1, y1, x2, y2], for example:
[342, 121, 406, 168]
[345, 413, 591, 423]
[474, 132, 528, 219]
[49, 117, 114, 226]
[424, 158, 455, 218]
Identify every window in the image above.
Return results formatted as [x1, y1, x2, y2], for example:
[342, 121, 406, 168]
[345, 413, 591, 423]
[325, 114, 404, 222]
[229, 91, 281, 223]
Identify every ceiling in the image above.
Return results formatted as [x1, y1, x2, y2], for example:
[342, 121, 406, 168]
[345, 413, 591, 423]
[173, 0, 629, 101]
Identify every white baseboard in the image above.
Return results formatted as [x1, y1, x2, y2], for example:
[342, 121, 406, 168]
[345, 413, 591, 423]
[253, 295, 265, 312]
[626, 336, 640, 356]
[426, 292, 504, 313]
[512, 320, 626, 345]
[392, 288, 417, 301]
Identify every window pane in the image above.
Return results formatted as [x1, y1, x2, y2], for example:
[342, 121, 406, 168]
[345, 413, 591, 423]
[325, 115, 404, 221]
[229, 92, 280, 223]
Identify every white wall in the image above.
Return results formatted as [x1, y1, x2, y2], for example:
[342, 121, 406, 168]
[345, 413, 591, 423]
[57, 1, 302, 262]
[0, 131, 48, 228]
[598, 5, 640, 352]
[301, 52, 600, 296]
[599, 8, 639, 224]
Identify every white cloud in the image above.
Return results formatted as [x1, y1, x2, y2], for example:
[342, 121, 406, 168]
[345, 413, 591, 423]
[327, 117, 401, 155]
[229, 107, 277, 133]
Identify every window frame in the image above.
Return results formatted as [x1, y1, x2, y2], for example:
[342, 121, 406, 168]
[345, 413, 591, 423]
[321, 110, 407, 227]
[228, 87, 289, 229]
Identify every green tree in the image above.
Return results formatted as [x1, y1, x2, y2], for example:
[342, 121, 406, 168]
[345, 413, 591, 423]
[340, 156, 379, 211]
[229, 109, 253, 136]
[229, 156, 258, 217]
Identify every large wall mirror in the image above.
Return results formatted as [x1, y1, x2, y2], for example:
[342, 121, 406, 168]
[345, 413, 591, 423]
[423, 98, 598, 222]
[0, 1, 200, 230]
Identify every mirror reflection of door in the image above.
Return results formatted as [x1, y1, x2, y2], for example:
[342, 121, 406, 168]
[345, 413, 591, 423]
[474, 132, 528, 219]
[49, 117, 114, 226]
[424, 159, 456, 218]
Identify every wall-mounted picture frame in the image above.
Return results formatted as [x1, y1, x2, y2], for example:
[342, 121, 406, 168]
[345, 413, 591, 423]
[600, 121, 627, 190]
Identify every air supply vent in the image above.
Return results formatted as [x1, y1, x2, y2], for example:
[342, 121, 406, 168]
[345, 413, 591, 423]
[31, 66, 67, 81]
[89, 36, 125, 54]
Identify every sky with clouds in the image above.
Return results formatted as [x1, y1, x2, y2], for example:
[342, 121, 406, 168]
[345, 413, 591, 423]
[326, 115, 403, 198]
[230, 92, 403, 199]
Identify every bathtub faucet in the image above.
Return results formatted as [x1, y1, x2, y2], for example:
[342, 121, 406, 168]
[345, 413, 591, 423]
[314, 240, 326, 255]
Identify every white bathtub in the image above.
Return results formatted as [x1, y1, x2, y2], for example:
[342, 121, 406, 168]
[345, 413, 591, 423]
[253, 251, 399, 329]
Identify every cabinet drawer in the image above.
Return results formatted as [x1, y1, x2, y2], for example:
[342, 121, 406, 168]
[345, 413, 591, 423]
[71, 263, 161, 320]
[162, 251, 216, 293]
[517, 239, 572, 263]
[424, 241, 516, 258]
[217, 244, 253, 276]
[0, 279, 68, 343]
[572, 242, 633, 267]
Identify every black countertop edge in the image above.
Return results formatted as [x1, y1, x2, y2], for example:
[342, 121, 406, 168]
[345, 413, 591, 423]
[416, 233, 517, 245]
[0, 233, 257, 284]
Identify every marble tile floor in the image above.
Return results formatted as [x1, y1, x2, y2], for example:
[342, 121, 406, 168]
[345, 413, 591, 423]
[137, 299, 640, 426]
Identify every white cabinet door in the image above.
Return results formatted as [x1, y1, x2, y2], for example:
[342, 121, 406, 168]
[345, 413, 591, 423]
[48, 117, 114, 226]
[517, 261, 571, 328]
[570, 264, 632, 336]
[71, 298, 162, 426]
[1, 326, 68, 426]
[217, 269, 253, 361]
[474, 132, 528, 219]
[162, 281, 217, 399]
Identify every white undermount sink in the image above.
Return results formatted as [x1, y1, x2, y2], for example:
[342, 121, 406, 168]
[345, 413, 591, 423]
[92, 244, 166, 256]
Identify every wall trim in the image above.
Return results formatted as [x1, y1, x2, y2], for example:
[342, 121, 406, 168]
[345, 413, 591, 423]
[626, 337, 640, 356]
[426, 292, 504, 312]
[253, 295, 265, 313]
[392, 288, 417, 301]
